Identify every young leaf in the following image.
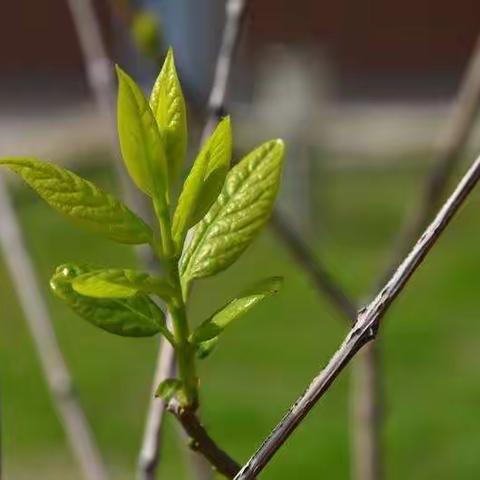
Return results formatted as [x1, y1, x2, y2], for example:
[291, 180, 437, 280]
[180, 139, 285, 287]
[195, 337, 219, 360]
[116, 66, 168, 211]
[0, 158, 152, 245]
[172, 117, 232, 249]
[155, 378, 183, 400]
[150, 48, 187, 184]
[191, 276, 283, 344]
[50, 264, 171, 339]
[72, 269, 175, 300]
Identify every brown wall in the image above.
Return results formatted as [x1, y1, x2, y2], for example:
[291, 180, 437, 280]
[2, 0, 479, 76]
[0, 0, 110, 75]
[249, 0, 480, 74]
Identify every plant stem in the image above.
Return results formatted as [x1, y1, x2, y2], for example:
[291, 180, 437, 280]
[170, 302, 198, 409]
[166, 259, 199, 410]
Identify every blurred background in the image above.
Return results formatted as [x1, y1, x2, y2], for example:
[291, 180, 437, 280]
[2, 0, 480, 479]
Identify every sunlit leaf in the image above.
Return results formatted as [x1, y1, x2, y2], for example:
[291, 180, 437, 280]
[180, 139, 284, 289]
[150, 48, 187, 184]
[155, 378, 183, 400]
[72, 268, 175, 301]
[50, 264, 170, 339]
[0, 157, 152, 245]
[191, 277, 283, 343]
[116, 66, 168, 213]
[172, 117, 231, 250]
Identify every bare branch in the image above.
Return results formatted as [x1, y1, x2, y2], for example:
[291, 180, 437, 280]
[168, 400, 242, 478]
[0, 177, 109, 480]
[379, 35, 480, 284]
[233, 153, 480, 479]
[351, 35, 480, 480]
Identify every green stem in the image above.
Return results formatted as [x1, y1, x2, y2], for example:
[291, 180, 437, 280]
[170, 302, 198, 409]
[153, 197, 174, 258]
[166, 259, 199, 409]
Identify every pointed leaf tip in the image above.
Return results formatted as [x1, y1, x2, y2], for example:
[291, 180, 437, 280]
[150, 48, 187, 185]
[172, 116, 232, 250]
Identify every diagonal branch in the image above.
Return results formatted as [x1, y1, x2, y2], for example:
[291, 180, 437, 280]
[269, 211, 357, 322]
[233, 152, 480, 479]
[352, 34, 480, 480]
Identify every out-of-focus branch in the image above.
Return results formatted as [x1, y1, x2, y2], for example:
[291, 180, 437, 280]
[233, 153, 480, 479]
[378, 35, 480, 285]
[0, 177, 109, 480]
[137, 317, 175, 480]
[269, 211, 357, 322]
[350, 343, 382, 480]
[201, 0, 249, 144]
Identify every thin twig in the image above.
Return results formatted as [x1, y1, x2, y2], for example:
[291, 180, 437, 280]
[0, 176, 109, 480]
[378, 35, 480, 285]
[168, 400, 241, 478]
[233, 153, 480, 479]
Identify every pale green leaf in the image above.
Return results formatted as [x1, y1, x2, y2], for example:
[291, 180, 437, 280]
[0, 157, 152, 245]
[150, 48, 187, 184]
[50, 264, 170, 339]
[72, 268, 175, 300]
[116, 66, 168, 211]
[180, 139, 285, 287]
[191, 276, 283, 344]
[172, 117, 232, 249]
[155, 378, 183, 400]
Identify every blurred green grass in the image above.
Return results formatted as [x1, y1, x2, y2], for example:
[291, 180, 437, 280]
[2, 154, 480, 479]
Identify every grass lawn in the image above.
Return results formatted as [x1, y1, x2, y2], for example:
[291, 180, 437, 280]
[1, 153, 480, 479]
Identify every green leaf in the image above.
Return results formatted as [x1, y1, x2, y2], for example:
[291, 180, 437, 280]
[71, 269, 175, 300]
[0, 157, 152, 245]
[195, 337, 219, 360]
[116, 66, 168, 211]
[191, 276, 283, 344]
[155, 378, 183, 400]
[180, 139, 285, 288]
[50, 264, 171, 339]
[172, 117, 232, 249]
[150, 48, 187, 185]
